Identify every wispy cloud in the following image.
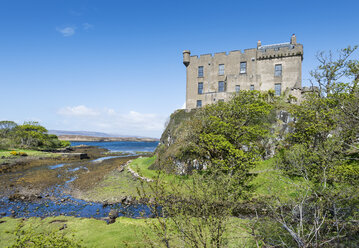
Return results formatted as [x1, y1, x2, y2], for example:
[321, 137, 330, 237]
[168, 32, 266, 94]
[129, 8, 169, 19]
[56, 26, 76, 37]
[57, 105, 167, 137]
[69, 10, 83, 16]
[82, 23, 93, 30]
[58, 105, 99, 116]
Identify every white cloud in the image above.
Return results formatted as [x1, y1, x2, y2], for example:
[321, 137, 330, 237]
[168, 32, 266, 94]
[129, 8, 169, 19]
[82, 23, 93, 30]
[56, 105, 167, 137]
[180, 102, 186, 109]
[56, 26, 76, 37]
[58, 105, 99, 117]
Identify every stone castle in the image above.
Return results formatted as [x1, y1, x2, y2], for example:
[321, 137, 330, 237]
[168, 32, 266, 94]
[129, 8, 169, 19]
[183, 34, 305, 109]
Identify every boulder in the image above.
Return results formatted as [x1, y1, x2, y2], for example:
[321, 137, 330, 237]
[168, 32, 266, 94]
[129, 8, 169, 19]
[108, 209, 119, 224]
[108, 209, 119, 219]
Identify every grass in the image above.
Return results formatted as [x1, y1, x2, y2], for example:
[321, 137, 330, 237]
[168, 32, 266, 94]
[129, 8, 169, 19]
[128, 155, 306, 201]
[0, 216, 157, 248]
[128, 156, 193, 195]
[0, 149, 61, 164]
[0, 149, 60, 158]
[128, 156, 157, 179]
[79, 169, 146, 202]
[0, 216, 258, 248]
[81, 156, 192, 202]
[250, 157, 308, 202]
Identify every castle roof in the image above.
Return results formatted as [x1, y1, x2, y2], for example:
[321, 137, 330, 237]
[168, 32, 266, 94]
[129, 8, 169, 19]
[258, 42, 294, 51]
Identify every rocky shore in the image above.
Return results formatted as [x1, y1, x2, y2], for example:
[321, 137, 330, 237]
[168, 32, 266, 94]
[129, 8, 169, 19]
[0, 145, 156, 220]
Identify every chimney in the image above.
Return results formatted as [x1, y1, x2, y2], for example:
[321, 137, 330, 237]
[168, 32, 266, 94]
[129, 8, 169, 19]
[257, 40, 262, 48]
[290, 34, 297, 45]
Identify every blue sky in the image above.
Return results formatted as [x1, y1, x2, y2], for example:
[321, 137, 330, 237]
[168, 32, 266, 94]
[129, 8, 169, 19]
[0, 0, 358, 138]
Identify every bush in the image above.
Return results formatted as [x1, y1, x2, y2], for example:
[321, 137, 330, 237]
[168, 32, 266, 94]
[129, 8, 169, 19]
[60, 140, 71, 147]
[10, 151, 28, 156]
[9, 224, 83, 248]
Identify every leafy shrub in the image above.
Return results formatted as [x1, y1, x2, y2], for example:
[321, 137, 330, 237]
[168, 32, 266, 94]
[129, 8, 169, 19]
[9, 224, 83, 248]
[9, 151, 28, 156]
[60, 140, 71, 147]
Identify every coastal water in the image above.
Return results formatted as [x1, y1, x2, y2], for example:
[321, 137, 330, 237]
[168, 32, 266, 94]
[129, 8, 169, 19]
[0, 141, 160, 219]
[70, 141, 159, 153]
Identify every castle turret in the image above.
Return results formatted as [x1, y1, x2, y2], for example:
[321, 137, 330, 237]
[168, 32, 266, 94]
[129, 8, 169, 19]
[183, 50, 190, 67]
[290, 34, 297, 45]
[257, 40, 261, 48]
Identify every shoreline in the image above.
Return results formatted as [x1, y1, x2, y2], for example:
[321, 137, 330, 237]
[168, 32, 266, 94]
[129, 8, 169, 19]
[0, 145, 156, 219]
[58, 135, 159, 142]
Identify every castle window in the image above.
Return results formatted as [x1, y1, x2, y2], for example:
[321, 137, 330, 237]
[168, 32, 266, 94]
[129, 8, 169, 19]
[198, 82, 203, 94]
[240, 62, 247, 74]
[196, 100, 202, 108]
[235, 85, 240, 93]
[218, 81, 225, 92]
[198, 66, 204, 77]
[250, 85, 254, 91]
[275, 64, 282, 77]
[275, 83, 281, 96]
[218, 64, 224, 75]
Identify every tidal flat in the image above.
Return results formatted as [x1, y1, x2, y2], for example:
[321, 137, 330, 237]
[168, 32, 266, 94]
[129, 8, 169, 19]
[0, 146, 155, 220]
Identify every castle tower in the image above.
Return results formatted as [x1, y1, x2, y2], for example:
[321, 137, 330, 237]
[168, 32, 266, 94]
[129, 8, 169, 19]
[183, 50, 191, 67]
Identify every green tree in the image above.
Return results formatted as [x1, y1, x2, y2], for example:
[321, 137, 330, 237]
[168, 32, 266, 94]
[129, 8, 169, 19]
[261, 46, 359, 247]
[174, 90, 274, 176]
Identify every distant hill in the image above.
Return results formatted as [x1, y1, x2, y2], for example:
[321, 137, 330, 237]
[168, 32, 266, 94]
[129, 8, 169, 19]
[56, 135, 159, 142]
[48, 130, 154, 139]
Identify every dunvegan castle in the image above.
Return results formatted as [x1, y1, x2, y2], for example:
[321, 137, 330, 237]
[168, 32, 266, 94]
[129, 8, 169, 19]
[183, 34, 306, 109]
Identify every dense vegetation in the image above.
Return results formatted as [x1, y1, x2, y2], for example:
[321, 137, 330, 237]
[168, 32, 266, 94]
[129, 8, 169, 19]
[144, 46, 359, 247]
[0, 121, 70, 151]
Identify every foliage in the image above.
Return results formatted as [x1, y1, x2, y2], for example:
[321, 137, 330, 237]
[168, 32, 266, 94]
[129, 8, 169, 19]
[0, 120, 69, 150]
[9, 151, 28, 156]
[140, 168, 244, 248]
[261, 46, 359, 247]
[9, 223, 82, 248]
[141, 91, 278, 247]
[158, 91, 275, 177]
[0, 121, 17, 138]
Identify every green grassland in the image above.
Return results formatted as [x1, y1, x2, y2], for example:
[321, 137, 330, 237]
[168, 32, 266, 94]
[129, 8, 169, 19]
[0, 216, 257, 248]
[0, 216, 155, 248]
[0, 149, 61, 164]
[0, 149, 61, 158]
[77, 168, 145, 202]
[80, 156, 192, 202]
[129, 155, 305, 202]
[249, 157, 308, 202]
